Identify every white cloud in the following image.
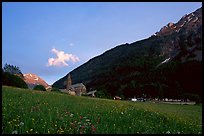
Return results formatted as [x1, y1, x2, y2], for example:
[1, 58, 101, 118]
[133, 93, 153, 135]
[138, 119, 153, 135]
[47, 48, 79, 67]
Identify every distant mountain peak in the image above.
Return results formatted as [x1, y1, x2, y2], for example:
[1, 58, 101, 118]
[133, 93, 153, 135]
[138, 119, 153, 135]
[154, 7, 202, 37]
[23, 73, 49, 89]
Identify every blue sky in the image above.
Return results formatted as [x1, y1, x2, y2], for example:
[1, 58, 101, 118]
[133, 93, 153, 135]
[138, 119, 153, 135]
[2, 2, 202, 85]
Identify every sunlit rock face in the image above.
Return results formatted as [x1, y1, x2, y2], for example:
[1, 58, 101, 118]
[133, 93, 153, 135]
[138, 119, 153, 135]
[154, 7, 202, 63]
[23, 73, 49, 89]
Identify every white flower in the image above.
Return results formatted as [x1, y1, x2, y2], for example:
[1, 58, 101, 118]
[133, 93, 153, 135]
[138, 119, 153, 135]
[12, 130, 18, 134]
[20, 122, 24, 126]
[70, 114, 74, 117]
[166, 131, 170, 134]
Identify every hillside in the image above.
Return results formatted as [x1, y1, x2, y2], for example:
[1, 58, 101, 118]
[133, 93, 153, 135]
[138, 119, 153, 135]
[23, 73, 49, 89]
[2, 86, 202, 134]
[52, 7, 202, 100]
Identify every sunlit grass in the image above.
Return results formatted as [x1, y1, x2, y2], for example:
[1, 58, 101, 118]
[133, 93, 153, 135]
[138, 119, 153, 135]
[2, 86, 202, 134]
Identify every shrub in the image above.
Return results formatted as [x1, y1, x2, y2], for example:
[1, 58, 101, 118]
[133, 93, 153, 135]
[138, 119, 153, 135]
[33, 85, 46, 91]
[183, 93, 201, 104]
[51, 88, 60, 92]
[95, 89, 112, 99]
[2, 71, 28, 89]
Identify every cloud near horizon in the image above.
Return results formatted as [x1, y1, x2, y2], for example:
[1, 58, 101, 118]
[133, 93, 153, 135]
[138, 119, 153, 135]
[47, 48, 79, 67]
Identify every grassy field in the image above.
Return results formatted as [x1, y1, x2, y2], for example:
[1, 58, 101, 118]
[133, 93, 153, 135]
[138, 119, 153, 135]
[2, 86, 202, 134]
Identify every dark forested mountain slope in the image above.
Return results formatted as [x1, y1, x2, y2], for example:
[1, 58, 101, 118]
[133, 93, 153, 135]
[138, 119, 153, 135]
[53, 7, 202, 101]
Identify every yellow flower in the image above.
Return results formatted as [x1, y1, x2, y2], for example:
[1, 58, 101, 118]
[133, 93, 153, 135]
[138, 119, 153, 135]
[30, 129, 33, 131]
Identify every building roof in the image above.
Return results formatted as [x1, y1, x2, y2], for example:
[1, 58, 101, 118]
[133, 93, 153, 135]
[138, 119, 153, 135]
[87, 90, 97, 95]
[71, 83, 85, 88]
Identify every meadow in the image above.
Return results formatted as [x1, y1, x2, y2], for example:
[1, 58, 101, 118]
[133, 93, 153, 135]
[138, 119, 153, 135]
[2, 86, 202, 134]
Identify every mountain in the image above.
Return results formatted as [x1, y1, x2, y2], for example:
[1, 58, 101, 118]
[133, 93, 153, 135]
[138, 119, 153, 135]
[53, 7, 202, 100]
[153, 7, 202, 63]
[23, 73, 49, 89]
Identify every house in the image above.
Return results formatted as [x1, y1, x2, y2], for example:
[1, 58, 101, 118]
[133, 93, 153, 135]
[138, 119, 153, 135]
[86, 90, 97, 97]
[46, 85, 52, 91]
[114, 96, 121, 100]
[131, 98, 137, 102]
[69, 83, 86, 96]
[65, 74, 87, 96]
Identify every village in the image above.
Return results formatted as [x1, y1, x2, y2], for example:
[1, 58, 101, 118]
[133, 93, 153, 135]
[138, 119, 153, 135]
[57, 74, 195, 105]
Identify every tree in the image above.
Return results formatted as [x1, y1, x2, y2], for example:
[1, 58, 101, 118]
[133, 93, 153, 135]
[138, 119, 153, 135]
[3, 63, 24, 78]
[33, 85, 46, 91]
[95, 89, 111, 99]
[151, 82, 168, 100]
[116, 89, 125, 100]
[2, 71, 28, 89]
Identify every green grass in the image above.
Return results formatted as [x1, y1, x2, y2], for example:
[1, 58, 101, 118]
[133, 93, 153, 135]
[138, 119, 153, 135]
[2, 86, 202, 134]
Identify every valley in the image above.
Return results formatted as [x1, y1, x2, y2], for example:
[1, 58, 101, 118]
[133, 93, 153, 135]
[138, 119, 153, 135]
[2, 3, 202, 134]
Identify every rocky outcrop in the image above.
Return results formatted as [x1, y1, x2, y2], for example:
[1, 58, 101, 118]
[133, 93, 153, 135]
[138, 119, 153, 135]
[154, 7, 202, 64]
[23, 73, 49, 89]
[155, 8, 202, 37]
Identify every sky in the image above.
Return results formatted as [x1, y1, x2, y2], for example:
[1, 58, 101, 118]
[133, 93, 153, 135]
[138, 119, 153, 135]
[2, 2, 202, 85]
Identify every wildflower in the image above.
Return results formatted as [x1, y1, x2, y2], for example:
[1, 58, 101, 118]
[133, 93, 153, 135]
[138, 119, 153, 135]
[70, 114, 74, 117]
[70, 122, 75, 128]
[81, 126, 85, 129]
[30, 129, 33, 131]
[79, 116, 83, 120]
[12, 130, 18, 134]
[20, 122, 24, 126]
[91, 126, 96, 133]
[166, 131, 170, 134]
[121, 112, 124, 115]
